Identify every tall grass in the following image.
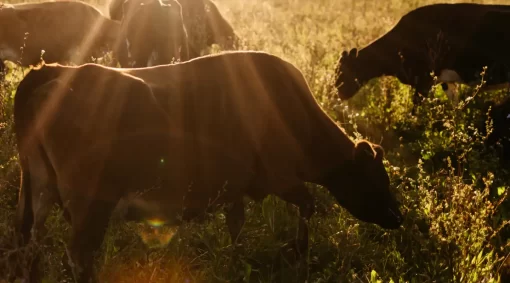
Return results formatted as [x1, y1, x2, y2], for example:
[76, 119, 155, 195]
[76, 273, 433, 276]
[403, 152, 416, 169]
[2, 0, 510, 282]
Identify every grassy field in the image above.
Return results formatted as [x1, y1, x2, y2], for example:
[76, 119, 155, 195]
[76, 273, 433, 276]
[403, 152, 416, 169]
[2, 0, 510, 282]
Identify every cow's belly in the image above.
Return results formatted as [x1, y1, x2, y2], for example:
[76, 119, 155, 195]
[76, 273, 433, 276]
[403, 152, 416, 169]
[112, 145, 260, 224]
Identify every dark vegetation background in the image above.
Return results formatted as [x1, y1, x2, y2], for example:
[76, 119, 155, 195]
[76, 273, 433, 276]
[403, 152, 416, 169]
[2, 0, 510, 281]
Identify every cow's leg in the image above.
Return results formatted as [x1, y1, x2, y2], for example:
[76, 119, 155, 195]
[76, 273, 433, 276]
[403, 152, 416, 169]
[276, 185, 315, 258]
[411, 76, 432, 115]
[411, 80, 422, 115]
[66, 197, 115, 283]
[276, 185, 314, 280]
[225, 199, 245, 245]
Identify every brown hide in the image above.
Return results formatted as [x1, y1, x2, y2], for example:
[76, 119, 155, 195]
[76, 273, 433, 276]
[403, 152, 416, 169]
[178, 0, 237, 57]
[0, 1, 126, 70]
[120, 0, 189, 66]
[109, 0, 237, 59]
[14, 51, 402, 282]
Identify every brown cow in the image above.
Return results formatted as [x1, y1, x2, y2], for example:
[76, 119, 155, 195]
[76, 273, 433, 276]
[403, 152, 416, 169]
[119, 0, 189, 67]
[14, 51, 403, 282]
[0, 1, 127, 73]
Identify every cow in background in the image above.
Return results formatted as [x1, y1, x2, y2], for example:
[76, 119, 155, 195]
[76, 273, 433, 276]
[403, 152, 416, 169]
[119, 0, 189, 67]
[178, 0, 237, 58]
[109, 0, 237, 60]
[335, 3, 510, 110]
[0, 1, 127, 74]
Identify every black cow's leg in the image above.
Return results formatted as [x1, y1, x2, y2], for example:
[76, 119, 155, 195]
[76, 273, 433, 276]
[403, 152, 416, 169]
[411, 76, 432, 115]
[411, 75, 424, 114]
[225, 199, 245, 245]
[411, 88, 420, 115]
[66, 198, 115, 283]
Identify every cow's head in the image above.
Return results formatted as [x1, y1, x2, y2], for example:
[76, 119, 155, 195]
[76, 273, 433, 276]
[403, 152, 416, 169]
[121, 0, 188, 66]
[324, 140, 403, 229]
[335, 48, 363, 101]
[158, 0, 189, 60]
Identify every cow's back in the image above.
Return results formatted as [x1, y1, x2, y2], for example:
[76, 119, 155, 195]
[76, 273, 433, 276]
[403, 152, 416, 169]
[124, 52, 338, 192]
[389, 3, 510, 53]
[16, 63, 174, 202]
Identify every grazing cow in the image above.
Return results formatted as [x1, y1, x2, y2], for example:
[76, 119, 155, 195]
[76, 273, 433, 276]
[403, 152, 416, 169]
[14, 51, 403, 282]
[119, 0, 189, 67]
[0, 1, 127, 74]
[178, 0, 237, 57]
[335, 3, 510, 108]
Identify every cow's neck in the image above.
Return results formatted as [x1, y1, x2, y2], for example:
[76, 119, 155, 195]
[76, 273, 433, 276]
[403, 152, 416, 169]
[304, 113, 355, 184]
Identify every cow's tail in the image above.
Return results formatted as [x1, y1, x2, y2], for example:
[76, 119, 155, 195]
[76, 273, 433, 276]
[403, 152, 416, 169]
[14, 157, 33, 247]
[13, 65, 62, 247]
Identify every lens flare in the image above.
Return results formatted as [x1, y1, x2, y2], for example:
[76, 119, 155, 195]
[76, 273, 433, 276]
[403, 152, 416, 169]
[147, 217, 166, 227]
[137, 219, 177, 248]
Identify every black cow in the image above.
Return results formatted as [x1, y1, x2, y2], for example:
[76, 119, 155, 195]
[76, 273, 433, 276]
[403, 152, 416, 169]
[335, 3, 510, 108]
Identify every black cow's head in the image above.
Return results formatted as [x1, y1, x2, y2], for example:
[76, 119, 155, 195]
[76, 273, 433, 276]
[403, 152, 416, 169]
[335, 48, 363, 101]
[324, 140, 403, 229]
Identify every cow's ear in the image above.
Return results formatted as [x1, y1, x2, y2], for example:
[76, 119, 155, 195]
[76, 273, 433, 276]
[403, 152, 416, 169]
[349, 48, 358, 58]
[338, 51, 348, 66]
[353, 140, 376, 163]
